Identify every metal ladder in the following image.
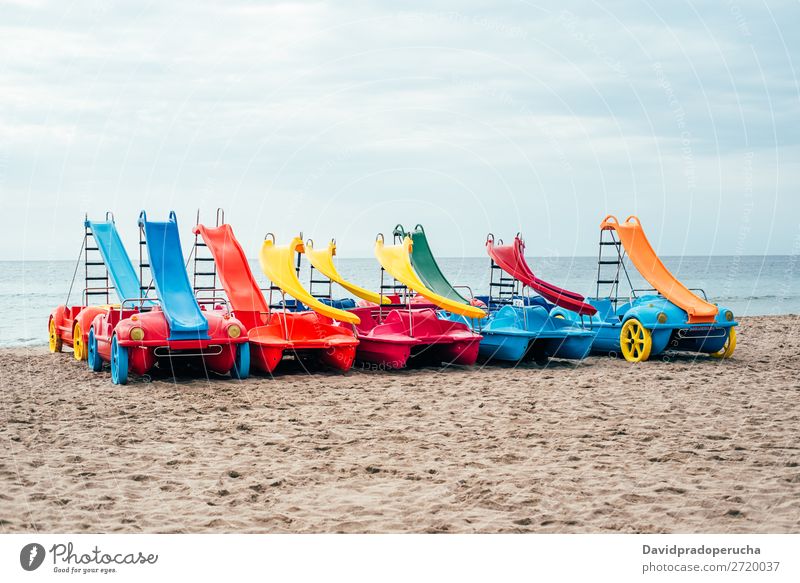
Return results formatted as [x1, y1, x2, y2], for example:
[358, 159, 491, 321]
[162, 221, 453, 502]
[595, 228, 634, 310]
[373, 231, 413, 334]
[138, 222, 153, 302]
[83, 214, 111, 304]
[378, 268, 407, 302]
[191, 209, 222, 304]
[306, 239, 333, 300]
[487, 258, 518, 310]
[378, 231, 408, 304]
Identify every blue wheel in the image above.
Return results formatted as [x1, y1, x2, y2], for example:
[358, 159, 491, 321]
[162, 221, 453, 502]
[87, 328, 103, 372]
[111, 334, 129, 385]
[231, 342, 250, 379]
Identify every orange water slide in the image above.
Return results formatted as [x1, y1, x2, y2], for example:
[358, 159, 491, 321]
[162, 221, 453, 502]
[192, 223, 269, 315]
[600, 215, 718, 324]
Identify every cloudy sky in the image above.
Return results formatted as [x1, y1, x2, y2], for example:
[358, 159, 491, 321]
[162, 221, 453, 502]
[1, 0, 798, 259]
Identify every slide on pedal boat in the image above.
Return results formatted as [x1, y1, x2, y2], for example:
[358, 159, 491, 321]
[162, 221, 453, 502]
[304, 239, 389, 306]
[364, 233, 484, 367]
[258, 235, 359, 370]
[551, 215, 737, 363]
[398, 223, 591, 363]
[375, 235, 486, 319]
[49, 215, 143, 361]
[193, 223, 359, 373]
[485, 234, 597, 316]
[395, 224, 473, 306]
[140, 211, 210, 340]
[87, 212, 249, 384]
[260, 236, 360, 325]
[600, 215, 717, 324]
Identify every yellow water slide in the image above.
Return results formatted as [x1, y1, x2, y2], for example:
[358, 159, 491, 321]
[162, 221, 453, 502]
[259, 236, 360, 325]
[374, 236, 486, 319]
[304, 239, 390, 305]
[601, 215, 718, 324]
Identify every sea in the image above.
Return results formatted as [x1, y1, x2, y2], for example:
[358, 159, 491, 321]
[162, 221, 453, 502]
[4, 255, 798, 347]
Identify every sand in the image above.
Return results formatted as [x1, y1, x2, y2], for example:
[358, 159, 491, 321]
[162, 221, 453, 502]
[1, 315, 798, 533]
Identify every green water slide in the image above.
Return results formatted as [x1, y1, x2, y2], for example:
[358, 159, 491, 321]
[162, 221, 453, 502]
[393, 224, 471, 305]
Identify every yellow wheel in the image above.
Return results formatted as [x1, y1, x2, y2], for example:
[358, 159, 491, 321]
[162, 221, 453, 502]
[49, 319, 62, 353]
[73, 323, 86, 360]
[620, 318, 652, 362]
[712, 327, 737, 359]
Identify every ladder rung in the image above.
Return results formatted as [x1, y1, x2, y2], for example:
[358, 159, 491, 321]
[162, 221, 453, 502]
[85, 261, 104, 266]
[600, 241, 621, 246]
[309, 279, 330, 284]
[194, 257, 215, 262]
[194, 286, 217, 290]
[86, 246, 99, 251]
[598, 260, 619, 264]
[194, 271, 216, 276]
[597, 279, 619, 284]
[139, 241, 147, 245]
[490, 282, 515, 288]
[85, 291, 110, 296]
[140, 263, 150, 268]
[85, 276, 108, 281]
[195, 242, 207, 247]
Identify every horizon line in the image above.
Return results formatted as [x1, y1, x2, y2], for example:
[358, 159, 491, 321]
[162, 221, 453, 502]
[3, 253, 797, 262]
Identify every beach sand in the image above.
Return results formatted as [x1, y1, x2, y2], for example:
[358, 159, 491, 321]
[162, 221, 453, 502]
[1, 315, 798, 533]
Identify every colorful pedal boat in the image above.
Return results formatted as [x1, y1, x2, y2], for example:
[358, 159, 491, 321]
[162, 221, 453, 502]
[551, 296, 737, 361]
[233, 309, 358, 373]
[446, 304, 592, 363]
[86, 211, 251, 384]
[349, 306, 481, 369]
[554, 215, 739, 362]
[88, 306, 249, 384]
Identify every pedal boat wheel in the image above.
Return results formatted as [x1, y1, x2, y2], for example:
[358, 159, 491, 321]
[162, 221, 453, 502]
[620, 318, 652, 363]
[711, 327, 737, 359]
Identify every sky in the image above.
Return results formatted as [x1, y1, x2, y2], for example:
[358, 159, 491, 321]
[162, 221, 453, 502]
[1, 0, 799, 260]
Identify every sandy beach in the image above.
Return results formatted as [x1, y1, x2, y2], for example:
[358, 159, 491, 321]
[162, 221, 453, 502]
[1, 315, 798, 533]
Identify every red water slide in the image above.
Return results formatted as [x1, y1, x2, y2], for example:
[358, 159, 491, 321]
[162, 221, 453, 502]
[486, 235, 597, 316]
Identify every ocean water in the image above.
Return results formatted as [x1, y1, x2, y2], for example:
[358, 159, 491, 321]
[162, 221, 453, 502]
[5, 255, 798, 347]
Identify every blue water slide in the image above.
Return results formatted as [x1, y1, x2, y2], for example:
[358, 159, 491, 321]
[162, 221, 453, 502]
[138, 211, 209, 340]
[85, 218, 148, 304]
